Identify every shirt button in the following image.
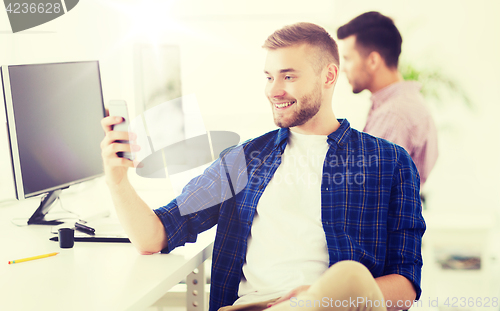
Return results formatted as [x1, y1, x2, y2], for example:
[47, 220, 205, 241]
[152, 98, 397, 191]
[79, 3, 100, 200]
[258, 183, 264, 190]
[325, 187, 329, 191]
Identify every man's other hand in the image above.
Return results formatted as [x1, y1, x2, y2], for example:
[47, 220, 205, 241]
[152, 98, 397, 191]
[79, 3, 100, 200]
[267, 285, 311, 308]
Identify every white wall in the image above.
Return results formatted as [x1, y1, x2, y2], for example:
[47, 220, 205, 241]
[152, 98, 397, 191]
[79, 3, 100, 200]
[1, 0, 499, 214]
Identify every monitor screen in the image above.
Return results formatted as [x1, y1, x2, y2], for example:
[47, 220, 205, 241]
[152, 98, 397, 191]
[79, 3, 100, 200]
[2, 61, 105, 200]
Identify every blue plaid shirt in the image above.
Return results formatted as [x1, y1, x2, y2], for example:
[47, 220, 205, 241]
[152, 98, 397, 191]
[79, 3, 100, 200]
[154, 119, 425, 311]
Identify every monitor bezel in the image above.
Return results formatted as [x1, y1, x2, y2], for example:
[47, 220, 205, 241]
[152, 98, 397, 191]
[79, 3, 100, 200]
[1, 60, 106, 201]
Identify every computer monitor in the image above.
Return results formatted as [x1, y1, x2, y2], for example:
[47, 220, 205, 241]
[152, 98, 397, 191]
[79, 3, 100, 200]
[1, 61, 106, 225]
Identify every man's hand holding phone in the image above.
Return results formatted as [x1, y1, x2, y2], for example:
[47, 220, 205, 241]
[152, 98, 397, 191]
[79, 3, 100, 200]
[99, 102, 167, 253]
[100, 101, 140, 186]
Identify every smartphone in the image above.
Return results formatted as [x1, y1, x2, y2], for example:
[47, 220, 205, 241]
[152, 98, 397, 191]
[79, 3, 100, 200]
[108, 100, 134, 161]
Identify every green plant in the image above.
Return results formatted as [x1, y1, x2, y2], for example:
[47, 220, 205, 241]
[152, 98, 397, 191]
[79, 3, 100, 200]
[400, 62, 473, 110]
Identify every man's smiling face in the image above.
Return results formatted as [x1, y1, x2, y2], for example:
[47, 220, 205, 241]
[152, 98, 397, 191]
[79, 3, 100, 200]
[264, 44, 324, 129]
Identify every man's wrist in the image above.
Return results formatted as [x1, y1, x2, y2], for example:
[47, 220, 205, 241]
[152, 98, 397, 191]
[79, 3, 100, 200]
[104, 170, 130, 191]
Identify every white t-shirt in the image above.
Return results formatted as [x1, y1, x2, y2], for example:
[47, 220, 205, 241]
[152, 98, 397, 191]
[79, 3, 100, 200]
[234, 130, 330, 305]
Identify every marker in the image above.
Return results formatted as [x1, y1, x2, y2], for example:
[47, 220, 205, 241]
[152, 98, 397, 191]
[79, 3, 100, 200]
[75, 222, 95, 235]
[8, 252, 59, 264]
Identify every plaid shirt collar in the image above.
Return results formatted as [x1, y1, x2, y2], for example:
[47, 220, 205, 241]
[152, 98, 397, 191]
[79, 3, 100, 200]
[274, 118, 353, 152]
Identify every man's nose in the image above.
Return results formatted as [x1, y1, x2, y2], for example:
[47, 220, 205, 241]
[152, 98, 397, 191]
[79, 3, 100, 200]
[266, 80, 286, 98]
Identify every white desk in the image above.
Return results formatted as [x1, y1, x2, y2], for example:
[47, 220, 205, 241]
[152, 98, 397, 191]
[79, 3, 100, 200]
[0, 191, 215, 311]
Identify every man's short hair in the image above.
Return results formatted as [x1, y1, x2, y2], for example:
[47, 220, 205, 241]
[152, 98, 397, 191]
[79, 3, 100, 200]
[263, 22, 340, 73]
[337, 11, 402, 68]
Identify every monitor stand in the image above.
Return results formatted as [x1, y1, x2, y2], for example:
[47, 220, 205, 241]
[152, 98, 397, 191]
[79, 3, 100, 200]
[27, 189, 64, 225]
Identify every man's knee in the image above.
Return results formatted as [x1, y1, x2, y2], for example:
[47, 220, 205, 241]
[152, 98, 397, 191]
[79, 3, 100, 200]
[328, 260, 373, 283]
[324, 260, 382, 298]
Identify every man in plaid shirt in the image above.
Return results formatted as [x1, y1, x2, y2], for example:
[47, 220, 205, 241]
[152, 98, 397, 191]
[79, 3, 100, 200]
[101, 22, 425, 311]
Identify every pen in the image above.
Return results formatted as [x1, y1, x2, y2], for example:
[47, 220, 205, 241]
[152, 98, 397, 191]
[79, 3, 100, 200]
[8, 252, 59, 264]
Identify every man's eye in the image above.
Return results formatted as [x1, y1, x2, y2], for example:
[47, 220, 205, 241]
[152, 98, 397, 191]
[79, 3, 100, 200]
[266, 77, 272, 81]
[284, 76, 293, 80]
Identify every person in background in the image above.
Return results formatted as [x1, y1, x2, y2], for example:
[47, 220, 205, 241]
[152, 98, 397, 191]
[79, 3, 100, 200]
[337, 11, 438, 187]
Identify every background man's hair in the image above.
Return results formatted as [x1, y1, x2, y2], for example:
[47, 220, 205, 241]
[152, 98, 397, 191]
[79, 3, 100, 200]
[337, 11, 402, 68]
[263, 22, 339, 72]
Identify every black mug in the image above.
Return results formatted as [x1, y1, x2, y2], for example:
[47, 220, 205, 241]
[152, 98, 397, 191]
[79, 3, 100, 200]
[58, 228, 74, 248]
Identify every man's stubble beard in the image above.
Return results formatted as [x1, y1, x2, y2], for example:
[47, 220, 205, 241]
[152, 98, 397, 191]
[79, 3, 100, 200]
[273, 82, 322, 128]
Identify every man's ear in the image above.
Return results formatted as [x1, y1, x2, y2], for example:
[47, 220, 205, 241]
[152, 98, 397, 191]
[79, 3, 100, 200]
[324, 63, 339, 89]
[366, 51, 383, 72]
